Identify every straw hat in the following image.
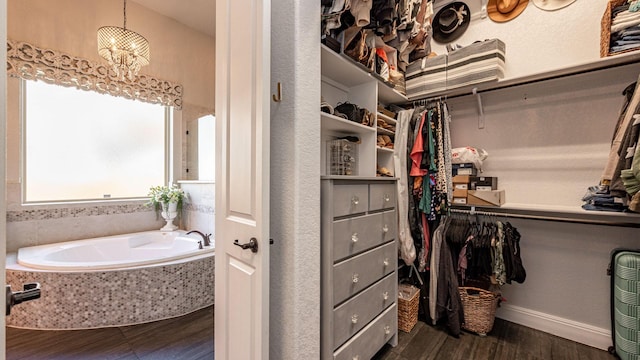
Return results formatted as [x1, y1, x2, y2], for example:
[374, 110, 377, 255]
[432, 2, 471, 43]
[487, 0, 529, 23]
[532, 0, 576, 11]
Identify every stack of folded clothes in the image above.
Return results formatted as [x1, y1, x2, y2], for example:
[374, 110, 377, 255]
[582, 185, 628, 212]
[609, 2, 640, 54]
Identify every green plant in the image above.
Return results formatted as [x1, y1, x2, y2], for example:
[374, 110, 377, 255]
[147, 184, 185, 215]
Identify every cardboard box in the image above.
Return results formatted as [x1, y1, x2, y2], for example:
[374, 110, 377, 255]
[453, 188, 468, 198]
[454, 183, 468, 190]
[453, 197, 467, 205]
[452, 175, 471, 184]
[467, 190, 505, 206]
[470, 176, 498, 190]
[453, 163, 477, 176]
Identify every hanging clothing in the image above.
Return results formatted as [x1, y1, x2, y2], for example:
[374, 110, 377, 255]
[602, 75, 640, 186]
[394, 109, 417, 265]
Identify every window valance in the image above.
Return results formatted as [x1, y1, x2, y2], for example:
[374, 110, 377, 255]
[7, 39, 183, 109]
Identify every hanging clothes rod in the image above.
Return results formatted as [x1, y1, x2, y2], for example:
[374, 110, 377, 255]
[449, 207, 640, 228]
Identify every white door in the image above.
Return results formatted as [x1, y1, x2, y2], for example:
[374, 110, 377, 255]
[214, 0, 270, 359]
[0, 0, 6, 358]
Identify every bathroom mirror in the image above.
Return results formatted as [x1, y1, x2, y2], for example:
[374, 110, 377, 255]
[185, 114, 216, 181]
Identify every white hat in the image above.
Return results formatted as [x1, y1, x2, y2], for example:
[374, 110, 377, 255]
[532, 0, 576, 11]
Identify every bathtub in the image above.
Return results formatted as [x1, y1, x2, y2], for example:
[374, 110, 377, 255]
[6, 230, 215, 330]
[17, 230, 214, 270]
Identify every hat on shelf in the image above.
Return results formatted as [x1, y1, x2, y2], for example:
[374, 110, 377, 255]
[487, 0, 529, 23]
[432, 2, 471, 44]
[532, 0, 575, 11]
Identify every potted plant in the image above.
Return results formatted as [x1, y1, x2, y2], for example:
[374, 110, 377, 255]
[147, 184, 186, 231]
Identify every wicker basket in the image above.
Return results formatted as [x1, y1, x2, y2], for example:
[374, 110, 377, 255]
[459, 287, 500, 336]
[398, 284, 420, 333]
[601, 0, 637, 57]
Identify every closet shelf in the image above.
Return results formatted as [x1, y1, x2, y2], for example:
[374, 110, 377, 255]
[451, 203, 640, 228]
[321, 112, 376, 135]
[376, 146, 394, 153]
[321, 44, 408, 105]
[377, 113, 397, 125]
[376, 127, 395, 136]
[414, 50, 640, 101]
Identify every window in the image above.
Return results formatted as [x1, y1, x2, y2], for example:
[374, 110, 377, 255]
[22, 80, 168, 203]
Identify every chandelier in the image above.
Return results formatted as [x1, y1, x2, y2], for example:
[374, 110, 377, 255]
[97, 0, 150, 81]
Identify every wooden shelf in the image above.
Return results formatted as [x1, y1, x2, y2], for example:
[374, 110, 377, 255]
[376, 127, 395, 136]
[321, 112, 376, 135]
[376, 113, 397, 125]
[376, 147, 394, 153]
[451, 203, 640, 228]
[321, 44, 408, 105]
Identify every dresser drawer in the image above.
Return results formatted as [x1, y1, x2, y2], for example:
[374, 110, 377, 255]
[369, 183, 396, 211]
[332, 184, 369, 217]
[333, 241, 397, 306]
[333, 304, 397, 360]
[332, 210, 397, 262]
[332, 273, 396, 348]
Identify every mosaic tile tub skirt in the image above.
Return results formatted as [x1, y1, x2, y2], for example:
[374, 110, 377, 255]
[6, 254, 215, 330]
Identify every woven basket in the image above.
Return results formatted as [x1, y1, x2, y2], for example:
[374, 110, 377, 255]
[601, 0, 638, 57]
[459, 287, 500, 336]
[398, 284, 420, 333]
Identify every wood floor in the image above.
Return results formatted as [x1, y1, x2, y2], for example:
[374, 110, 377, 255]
[7, 306, 612, 360]
[6, 306, 214, 360]
[373, 318, 612, 360]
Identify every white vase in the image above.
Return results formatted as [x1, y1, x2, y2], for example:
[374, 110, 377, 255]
[160, 201, 179, 231]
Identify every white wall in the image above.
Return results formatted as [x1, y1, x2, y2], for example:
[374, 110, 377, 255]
[269, 1, 321, 359]
[432, 0, 609, 78]
[435, 0, 638, 350]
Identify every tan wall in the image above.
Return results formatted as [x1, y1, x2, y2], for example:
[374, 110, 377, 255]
[8, 0, 215, 110]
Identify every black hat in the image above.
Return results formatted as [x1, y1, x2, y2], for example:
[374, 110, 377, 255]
[432, 2, 471, 44]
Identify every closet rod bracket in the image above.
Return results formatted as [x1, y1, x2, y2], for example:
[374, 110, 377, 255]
[472, 87, 485, 129]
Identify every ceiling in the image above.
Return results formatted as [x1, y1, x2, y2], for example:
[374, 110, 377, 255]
[131, 0, 215, 37]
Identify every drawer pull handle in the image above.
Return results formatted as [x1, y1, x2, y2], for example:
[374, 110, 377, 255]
[383, 258, 389, 267]
[351, 196, 359, 206]
[351, 314, 358, 324]
[351, 233, 359, 243]
[383, 291, 389, 300]
[352, 274, 359, 283]
[384, 194, 390, 202]
[384, 325, 391, 335]
[382, 225, 389, 233]
[353, 356, 360, 360]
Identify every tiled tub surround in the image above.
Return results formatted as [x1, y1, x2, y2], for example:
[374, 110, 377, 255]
[6, 237, 214, 329]
[179, 181, 215, 236]
[5, 200, 166, 254]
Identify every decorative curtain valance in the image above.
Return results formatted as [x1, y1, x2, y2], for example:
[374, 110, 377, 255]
[7, 39, 183, 109]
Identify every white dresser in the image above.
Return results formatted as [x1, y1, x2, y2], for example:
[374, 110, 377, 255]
[321, 178, 398, 360]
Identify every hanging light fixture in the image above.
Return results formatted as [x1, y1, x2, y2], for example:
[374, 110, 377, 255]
[97, 0, 150, 81]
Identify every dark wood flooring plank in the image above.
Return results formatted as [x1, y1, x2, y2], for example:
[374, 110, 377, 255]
[7, 327, 137, 360]
[121, 307, 213, 360]
[398, 323, 449, 360]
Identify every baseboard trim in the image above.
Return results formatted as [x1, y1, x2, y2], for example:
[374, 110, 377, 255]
[496, 304, 612, 351]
